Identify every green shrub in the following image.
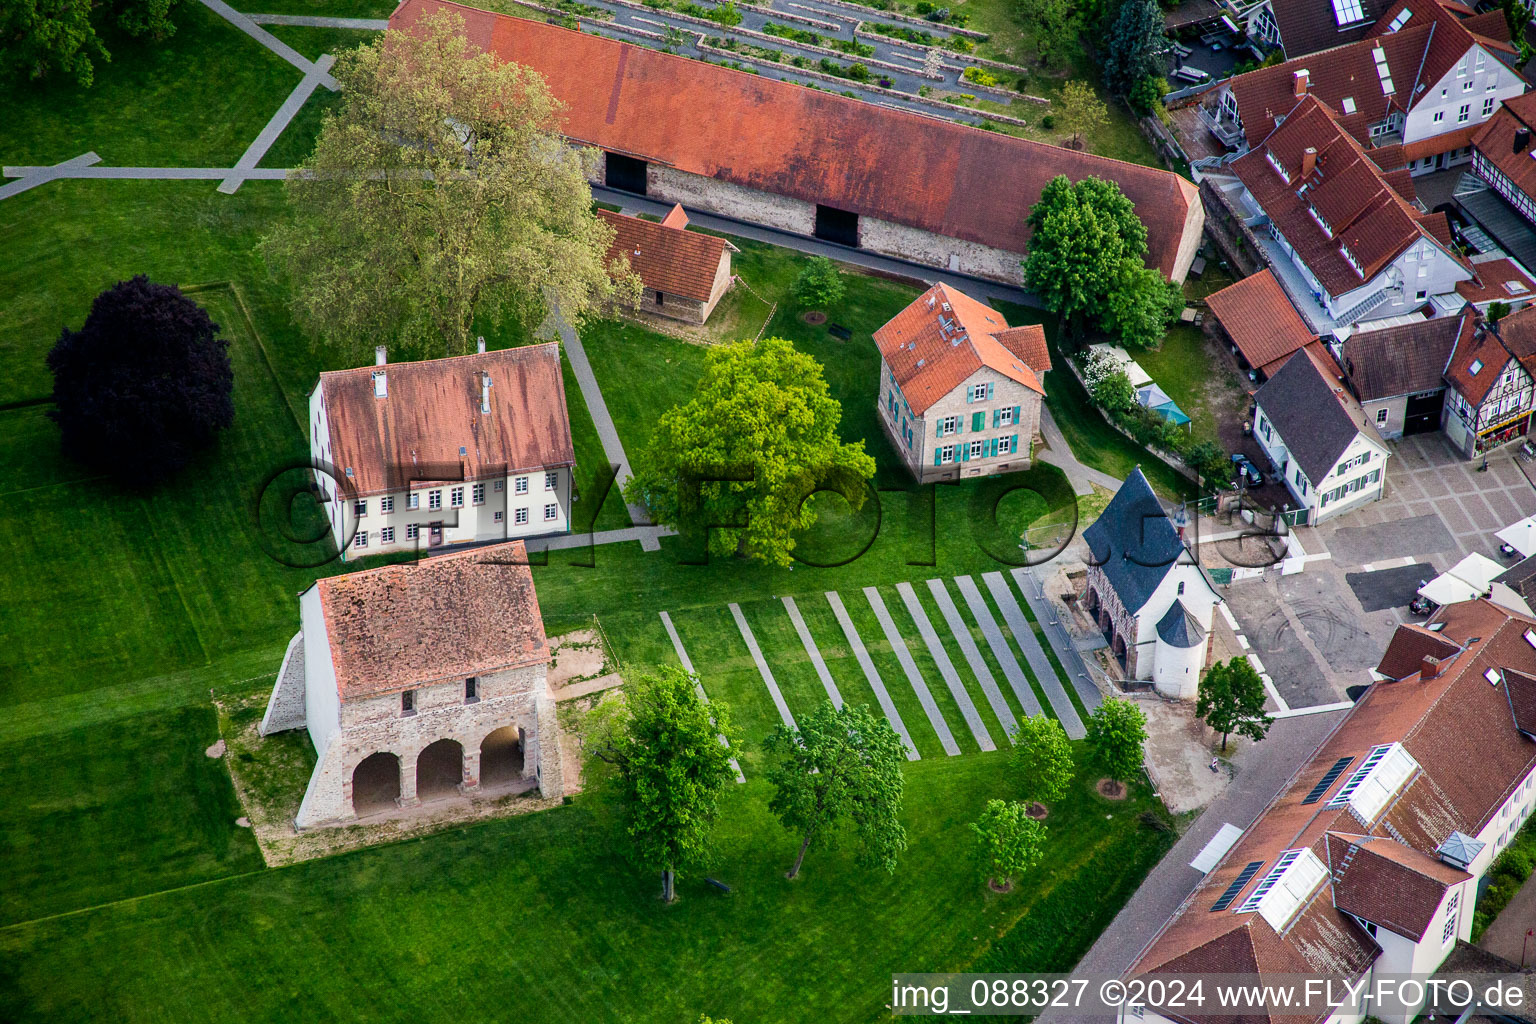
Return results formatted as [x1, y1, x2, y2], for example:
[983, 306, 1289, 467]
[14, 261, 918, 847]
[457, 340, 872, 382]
[1472, 816, 1536, 939]
[1040, 113, 1055, 129]
[962, 66, 1000, 87]
[792, 256, 845, 309]
[945, 36, 974, 53]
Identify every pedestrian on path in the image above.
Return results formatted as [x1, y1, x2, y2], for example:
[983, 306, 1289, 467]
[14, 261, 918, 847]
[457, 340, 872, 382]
[1209, 757, 1220, 773]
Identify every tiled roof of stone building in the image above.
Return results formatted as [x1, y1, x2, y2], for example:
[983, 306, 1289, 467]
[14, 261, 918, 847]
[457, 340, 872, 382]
[597, 205, 732, 303]
[1130, 598, 1536, 1024]
[1254, 346, 1380, 481]
[1374, 622, 1463, 679]
[1444, 316, 1525, 405]
[312, 542, 549, 701]
[389, 0, 1202, 279]
[874, 283, 1049, 415]
[314, 343, 574, 497]
[1205, 269, 1317, 375]
[1082, 467, 1190, 615]
[1339, 312, 1466, 401]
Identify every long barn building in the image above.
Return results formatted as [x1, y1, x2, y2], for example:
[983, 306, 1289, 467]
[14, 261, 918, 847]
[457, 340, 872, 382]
[389, 0, 1205, 285]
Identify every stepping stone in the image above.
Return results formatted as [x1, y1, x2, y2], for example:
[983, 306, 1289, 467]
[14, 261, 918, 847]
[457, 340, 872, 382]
[824, 592, 918, 760]
[862, 587, 960, 756]
[981, 572, 1085, 739]
[953, 575, 1044, 719]
[925, 579, 1018, 742]
[895, 582, 994, 751]
[782, 596, 843, 708]
[659, 611, 744, 783]
[728, 602, 798, 731]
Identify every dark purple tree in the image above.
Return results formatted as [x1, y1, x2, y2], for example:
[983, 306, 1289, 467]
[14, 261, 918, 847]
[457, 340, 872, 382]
[47, 275, 234, 485]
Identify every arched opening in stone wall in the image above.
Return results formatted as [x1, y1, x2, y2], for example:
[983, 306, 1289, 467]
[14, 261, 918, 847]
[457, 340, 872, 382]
[480, 725, 525, 788]
[1084, 587, 1099, 616]
[352, 752, 401, 817]
[416, 739, 465, 801]
[1112, 634, 1128, 672]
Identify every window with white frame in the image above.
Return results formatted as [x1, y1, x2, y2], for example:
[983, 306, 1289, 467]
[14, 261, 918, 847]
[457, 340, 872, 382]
[406, 524, 420, 540]
[515, 476, 528, 494]
[970, 439, 984, 459]
[354, 531, 368, 549]
[428, 489, 442, 510]
[380, 526, 395, 543]
[969, 383, 988, 402]
[493, 510, 503, 523]
[1458, 104, 1471, 123]
[515, 508, 529, 525]
[1433, 110, 1444, 123]
[544, 503, 558, 521]
[451, 486, 464, 508]
[380, 496, 394, 513]
[940, 444, 954, 463]
[354, 500, 367, 517]
[408, 492, 420, 510]
[1442, 891, 1459, 944]
[998, 406, 1015, 427]
[1376, 408, 1388, 424]
[1463, 80, 1474, 92]
[472, 482, 485, 505]
[494, 480, 503, 492]
[545, 470, 558, 491]
[940, 415, 959, 436]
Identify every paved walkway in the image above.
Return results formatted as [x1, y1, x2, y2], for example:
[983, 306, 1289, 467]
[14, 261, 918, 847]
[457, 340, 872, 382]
[220, 54, 335, 194]
[658, 610, 745, 783]
[728, 602, 798, 731]
[1036, 406, 1123, 497]
[1478, 860, 1536, 966]
[197, 0, 340, 88]
[825, 591, 918, 760]
[896, 582, 995, 752]
[1012, 566, 1103, 716]
[925, 578, 1018, 742]
[953, 575, 1045, 719]
[522, 524, 674, 553]
[246, 13, 388, 28]
[982, 571, 1086, 738]
[782, 596, 843, 708]
[864, 587, 960, 756]
[2, 165, 291, 185]
[0, 151, 101, 201]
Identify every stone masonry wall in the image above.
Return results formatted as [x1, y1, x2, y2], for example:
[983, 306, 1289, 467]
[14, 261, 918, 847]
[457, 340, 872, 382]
[647, 164, 817, 236]
[859, 215, 1026, 285]
[259, 631, 307, 737]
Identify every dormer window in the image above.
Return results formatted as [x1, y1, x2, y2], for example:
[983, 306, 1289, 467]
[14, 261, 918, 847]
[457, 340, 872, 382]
[1266, 149, 1290, 182]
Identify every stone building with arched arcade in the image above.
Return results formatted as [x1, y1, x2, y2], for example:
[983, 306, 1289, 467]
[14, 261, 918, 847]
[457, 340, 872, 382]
[259, 540, 563, 828]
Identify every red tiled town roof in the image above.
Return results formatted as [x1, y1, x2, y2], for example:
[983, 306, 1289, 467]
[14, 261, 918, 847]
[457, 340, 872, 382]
[1443, 308, 1536, 405]
[1326, 832, 1469, 940]
[1455, 257, 1536, 304]
[313, 541, 549, 701]
[1271, 0, 1387, 59]
[389, 0, 1201, 278]
[597, 206, 731, 303]
[1376, 622, 1465, 678]
[1472, 90, 1536, 201]
[1205, 269, 1317, 374]
[874, 283, 1048, 415]
[1340, 312, 1466, 401]
[315, 342, 574, 497]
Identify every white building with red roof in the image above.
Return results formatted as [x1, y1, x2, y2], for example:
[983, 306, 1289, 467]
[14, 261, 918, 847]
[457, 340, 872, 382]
[260, 542, 563, 828]
[873, 283, 1050, 483]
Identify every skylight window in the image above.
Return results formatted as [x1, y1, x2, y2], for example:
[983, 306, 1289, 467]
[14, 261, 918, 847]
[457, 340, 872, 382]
[1339, 743, 1419, 824]
[1342, 97, 1357, 114]
[1239, 849, 1329, 930]
[1329, 744, 1391, 807]
[1508, 281, 1530, 295]
[1374, 48, 1395, 96]
[1525, 628, 1536, 648]
[1239, 850, 1299, 911]
[1387, 7, 1411, 30]
[1470, 359, 1484, 375]
[1333, 0, 1366, 25]
[1487, 668, 1502, 686]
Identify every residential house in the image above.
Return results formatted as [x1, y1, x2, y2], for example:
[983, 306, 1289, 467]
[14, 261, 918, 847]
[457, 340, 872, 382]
[1442, 304, 1536, 456]
[1080, 468, 1221, 699]
[1338, 311, 1469, 439]
[259, 542, 564, 828]
[873, 283, 1050, 483]
[1472, 90, 1536, 230]
[1234, 0, 1387, 58]
[390, 0, 1205, 284]
[1253, 345, 1390, 522]
[598, 204, 736, 324]
[1126, 594, 1536, 1024]
[309, 342, 575, 562]
[1453, 256, 1536, 314]
[1229, 95, 1473, 330]
[1203, 267, 1318, 381]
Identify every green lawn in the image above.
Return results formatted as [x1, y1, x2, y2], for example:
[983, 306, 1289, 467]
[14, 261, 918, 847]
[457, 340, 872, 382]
[1129, 323, 1249, 450]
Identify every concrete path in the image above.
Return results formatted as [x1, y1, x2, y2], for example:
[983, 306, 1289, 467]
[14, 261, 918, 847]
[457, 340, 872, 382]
[953, 575, 1045, 719]
[728, 602, 797, 732]
[0, 151, 100, 201]
[896, 582, 995, 752]
[824, 592, 918, 760]
[863, 587, 960, 756]
[246, 13, 388, 28]
[926, 578, 1018, 742]
[982, 571, 1086, 738]
[658, 611, 744, 783]
[220, 54, 335, 194]
[782, 596, 842, 709]
[1011, 566, 1104, 717]
[197, 0, 340, 88]
[522, 524, 674, 553]
[1036, 406, 1123, 497]
[2, 166, 291, 183]
[541, 297, 658, 549]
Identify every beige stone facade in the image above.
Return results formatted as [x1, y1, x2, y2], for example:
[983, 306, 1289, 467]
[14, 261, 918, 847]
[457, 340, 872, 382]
[879, 364, 1043, 483]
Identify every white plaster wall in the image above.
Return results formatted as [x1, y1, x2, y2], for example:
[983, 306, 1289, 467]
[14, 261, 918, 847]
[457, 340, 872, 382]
[300, 586, 341, 760]
[1403, 48, 1524, 152]
[338, 468, 569, 562]
[1151, 635, 1205, 698]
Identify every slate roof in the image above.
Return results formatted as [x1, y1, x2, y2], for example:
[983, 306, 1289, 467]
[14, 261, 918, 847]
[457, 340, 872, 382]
[598, 205, 732, 303]
[874, 283, 1048, 415]
[312, 542, 550, 701]
[389, 0, 1202, 278]
[1157, 601, 1205, 648]
[1495, 553, 1536, 604]
[1082, 467, 1190, 614]
[314, 343, 574, 497]
[1326, 832, 1469, 940]
[1339, 312, 1467, 401]
[1205, 269, 1317, 375]
[1254, 346, 1379, 481]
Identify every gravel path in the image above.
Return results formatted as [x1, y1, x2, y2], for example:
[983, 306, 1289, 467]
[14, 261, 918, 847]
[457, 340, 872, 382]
[219, 54, 335, 194]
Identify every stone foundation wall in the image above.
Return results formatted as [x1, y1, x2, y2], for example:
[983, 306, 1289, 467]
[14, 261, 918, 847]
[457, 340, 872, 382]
[859, 215, 1025, 285]
[647, 164, 817, 236]
[259, 631, 307, 736]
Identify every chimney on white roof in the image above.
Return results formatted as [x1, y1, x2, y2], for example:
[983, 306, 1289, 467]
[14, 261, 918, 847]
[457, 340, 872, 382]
[476, 335, 486, 354]
[480, 371, 492, 415]
[375, 345, 387, 366]
[1293, 69, 1309, 99]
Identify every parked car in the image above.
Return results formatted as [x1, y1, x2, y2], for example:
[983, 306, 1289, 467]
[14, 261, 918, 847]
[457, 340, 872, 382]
[1231, 453, 1265, 488]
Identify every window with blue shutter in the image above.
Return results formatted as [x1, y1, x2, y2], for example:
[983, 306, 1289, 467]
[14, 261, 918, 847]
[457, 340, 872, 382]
[1009, 434, 1018, 453]
[992, 408, 1000, 428]
[935, 420, 943, 439]
[1012, 404, 1020, 424]
[965, 388, 974, 404]
[986, 382, 994, 400]
[934, 450, 942, 467]
[961, 443, 970, 462]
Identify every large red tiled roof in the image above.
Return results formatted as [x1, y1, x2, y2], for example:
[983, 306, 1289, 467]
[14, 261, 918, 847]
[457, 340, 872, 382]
[1472, 90, 1536, 200]
[1272, 0, 1387, 58]
[1326, 832, 1469, 940]
[316, 343, 574, 497]
[1375, 622, 1464, 679]
[1456, 257, 1536, 304]
[389, 0, 1200, 278]
[314, 541, 549, 701]
[598, 206, 730, 303]
[874, 283, 1048, 415]
[1205, 269, 1317, 374]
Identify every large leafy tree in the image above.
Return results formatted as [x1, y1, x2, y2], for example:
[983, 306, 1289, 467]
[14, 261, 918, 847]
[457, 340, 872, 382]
[1022, 175, 1150, 342]
[624, 337, 876, 567]
[1103, 0, 1168, 97]
[765, 700, 908, 880]
[47, 275, 234, 485]
[583, 667, 739, 902]
[1010, 715, 1075, 807]
[1100, 260, 1183, 350]
[971, 799, 1047, 892]
[1086, 696, 1148, 784]
[261, 9, 637, 361]
[1017, 0, 1079, 68]
[1196, 657, 1273, 752]
[2, 0, 182, 86]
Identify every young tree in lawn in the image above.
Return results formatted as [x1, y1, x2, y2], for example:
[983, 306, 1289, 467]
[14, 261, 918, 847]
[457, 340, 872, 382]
[1196, 657, 1273, 752]
[1010, 715, 1075, 808]
[1103, 0, 1169, 97]
[262, 9, 638, 362]
[1022, 175, 1150, 343]
[1086, 696, 1148, 785]
[1099, 260, 1183, 350]
[1017, 0, 1079, 68]
[971, 799, 1047, 892]
[47, 275, 234, 486]
[1056, 80, 1108, 149]
[624, 337, 876, 567]
[765, 700, 908, 879]
[582, 666, 739, 902]
[791, 256, 845, 310]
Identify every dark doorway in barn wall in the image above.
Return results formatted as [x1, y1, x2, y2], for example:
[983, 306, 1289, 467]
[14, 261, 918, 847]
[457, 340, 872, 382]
[815, 205, 859, 247]
[605, 153, 648, 195]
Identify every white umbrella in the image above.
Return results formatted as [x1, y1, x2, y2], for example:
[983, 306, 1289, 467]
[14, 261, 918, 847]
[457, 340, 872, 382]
[1418, 573, 1481, 606]
[1446, 552, 1505, 592]
[1496, 515, 1536, 559]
